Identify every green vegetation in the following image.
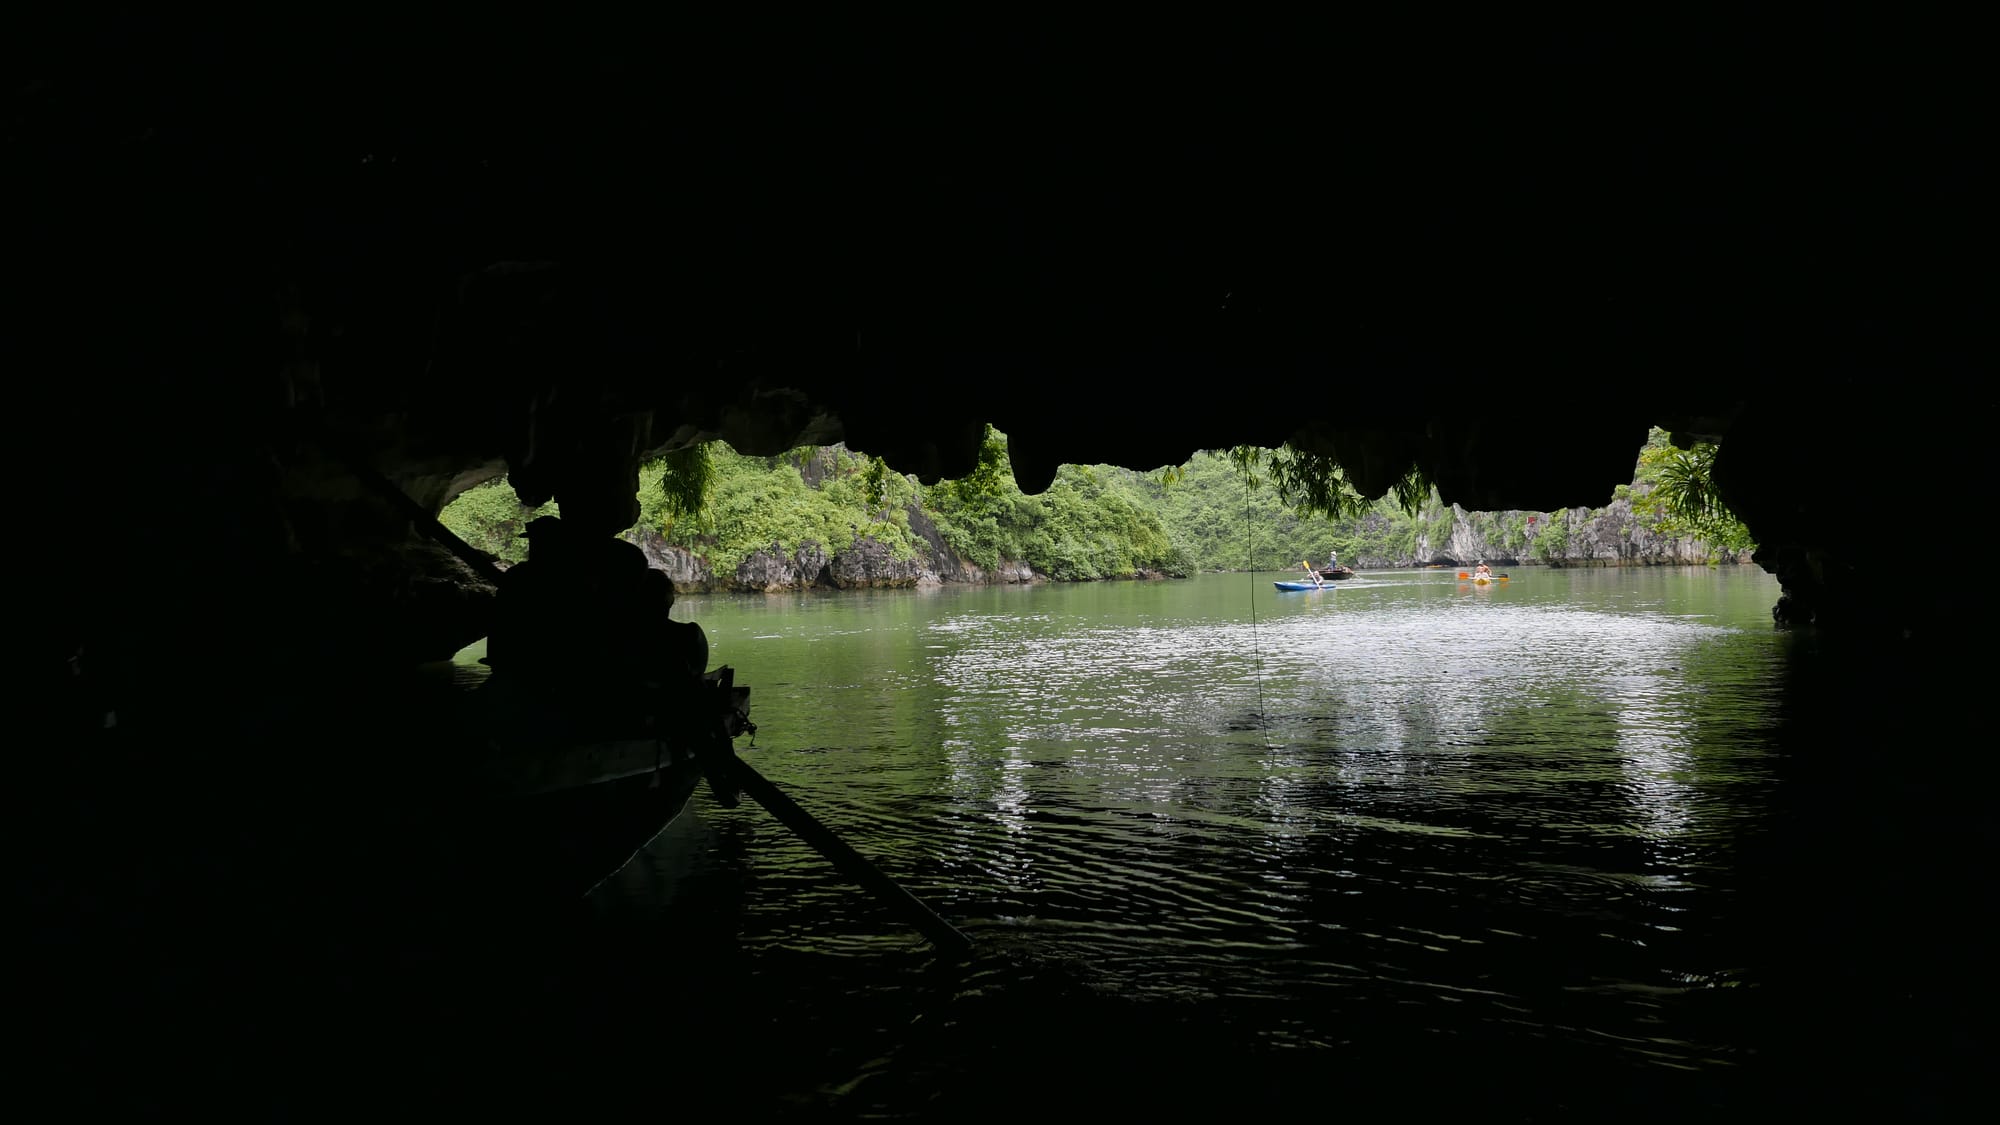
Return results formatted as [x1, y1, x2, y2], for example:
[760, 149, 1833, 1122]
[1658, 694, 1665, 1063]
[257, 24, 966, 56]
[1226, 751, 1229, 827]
[440, 424, 1753, 582]
[1222, 443, 1431, 520]
[436, 477, 557, 565]
[1629, 429, 1758, 560]
[640, 444, 927, 577]
[919, 425, 1189, 579]
[1530, 510, 1573, 560]
[1139, 449, 1425, 572]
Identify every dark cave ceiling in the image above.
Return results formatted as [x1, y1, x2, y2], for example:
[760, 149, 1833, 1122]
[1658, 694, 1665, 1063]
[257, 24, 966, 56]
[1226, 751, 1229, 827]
[17, 10, 1983, 652]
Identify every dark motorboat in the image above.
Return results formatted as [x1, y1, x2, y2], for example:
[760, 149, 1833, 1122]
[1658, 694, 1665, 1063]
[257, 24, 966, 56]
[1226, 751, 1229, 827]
[1317, 565, 1357, 580]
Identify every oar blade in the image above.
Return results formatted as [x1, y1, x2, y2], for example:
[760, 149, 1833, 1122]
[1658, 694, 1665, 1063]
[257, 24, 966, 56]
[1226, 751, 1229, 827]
[725, 754, 973, 956]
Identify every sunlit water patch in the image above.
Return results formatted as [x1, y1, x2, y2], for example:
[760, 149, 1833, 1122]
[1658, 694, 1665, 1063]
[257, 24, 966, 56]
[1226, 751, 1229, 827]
[572, 567, 1925, 1116]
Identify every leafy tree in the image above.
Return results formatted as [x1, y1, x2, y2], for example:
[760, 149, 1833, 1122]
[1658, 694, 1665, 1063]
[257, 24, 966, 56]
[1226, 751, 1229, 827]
[1530, 510, 1572, 560]
[1630, 428, 1757, 560]
[1148, 450, 1318, 570]
[1218, 443, 1432, 520]
[642, 444, 924, 576]
[651, 443, 715, 522]
[921, 425, 1188, 577]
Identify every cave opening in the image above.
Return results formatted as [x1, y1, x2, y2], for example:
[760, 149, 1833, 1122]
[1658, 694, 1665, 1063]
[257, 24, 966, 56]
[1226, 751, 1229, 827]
[18, 12, 1986, 1114]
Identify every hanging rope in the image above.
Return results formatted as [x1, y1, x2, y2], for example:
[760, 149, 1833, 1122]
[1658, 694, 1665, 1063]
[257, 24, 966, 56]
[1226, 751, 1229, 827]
[1244, 466, 1269, 743]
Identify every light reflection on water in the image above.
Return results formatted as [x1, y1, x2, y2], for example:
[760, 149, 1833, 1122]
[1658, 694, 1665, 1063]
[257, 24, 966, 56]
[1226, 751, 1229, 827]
[571, 567, 1854, 1113]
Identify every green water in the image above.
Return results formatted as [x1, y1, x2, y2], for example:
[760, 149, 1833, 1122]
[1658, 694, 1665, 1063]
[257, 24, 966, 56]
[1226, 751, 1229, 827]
[484, 564, 1976, 1117]
[62, 563, 1966, 1118]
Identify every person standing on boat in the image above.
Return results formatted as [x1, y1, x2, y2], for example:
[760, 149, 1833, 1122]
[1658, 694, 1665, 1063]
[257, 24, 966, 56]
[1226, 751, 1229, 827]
[491, 514, 646, 689]
[1327, 549, 1338, 571]
[483, 515, 563, 681]
[493, 513, 715, 720]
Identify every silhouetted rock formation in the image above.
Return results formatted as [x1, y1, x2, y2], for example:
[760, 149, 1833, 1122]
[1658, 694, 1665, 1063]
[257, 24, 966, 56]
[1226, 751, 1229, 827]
[20, 10, 1978, 713]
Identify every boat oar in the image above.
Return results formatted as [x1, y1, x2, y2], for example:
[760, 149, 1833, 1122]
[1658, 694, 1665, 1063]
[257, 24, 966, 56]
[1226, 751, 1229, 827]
[1456, 571, 1510, 580]
[708, 743, 973, 956]
[334, 428, 969, 954]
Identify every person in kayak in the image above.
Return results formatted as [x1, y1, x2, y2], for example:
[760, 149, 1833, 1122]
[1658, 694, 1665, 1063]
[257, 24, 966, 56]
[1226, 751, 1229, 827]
[1474, 560, 1493, 578]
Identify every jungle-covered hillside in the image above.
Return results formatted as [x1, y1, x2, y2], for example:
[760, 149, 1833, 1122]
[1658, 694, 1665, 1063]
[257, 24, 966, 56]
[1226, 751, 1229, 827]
[440, 427, 1753, 588]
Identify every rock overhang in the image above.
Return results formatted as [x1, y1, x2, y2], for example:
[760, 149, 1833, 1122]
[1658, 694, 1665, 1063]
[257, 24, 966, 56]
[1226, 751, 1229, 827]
[20, 11, 1981, 677]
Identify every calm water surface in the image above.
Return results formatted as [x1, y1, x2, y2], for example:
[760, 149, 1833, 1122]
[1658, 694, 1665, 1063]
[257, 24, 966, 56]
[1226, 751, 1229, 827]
[448, 564, 1976, 1119]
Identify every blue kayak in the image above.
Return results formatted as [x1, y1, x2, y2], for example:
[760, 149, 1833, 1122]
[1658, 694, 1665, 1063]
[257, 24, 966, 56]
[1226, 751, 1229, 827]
[1273, 580, 1335, 591]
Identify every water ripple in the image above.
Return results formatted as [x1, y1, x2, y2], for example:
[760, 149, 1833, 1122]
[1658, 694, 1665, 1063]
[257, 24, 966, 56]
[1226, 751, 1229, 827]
[586, 569, 1804, 1113]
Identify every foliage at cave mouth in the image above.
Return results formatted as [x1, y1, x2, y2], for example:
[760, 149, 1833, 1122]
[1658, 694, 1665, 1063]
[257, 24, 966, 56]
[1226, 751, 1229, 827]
[439, 426, 1753, 584]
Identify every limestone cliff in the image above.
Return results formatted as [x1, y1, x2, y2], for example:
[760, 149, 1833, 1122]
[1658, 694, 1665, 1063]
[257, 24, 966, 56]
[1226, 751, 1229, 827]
[623, 507, 1041, 594]
[1404, 495, 1756, 570]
